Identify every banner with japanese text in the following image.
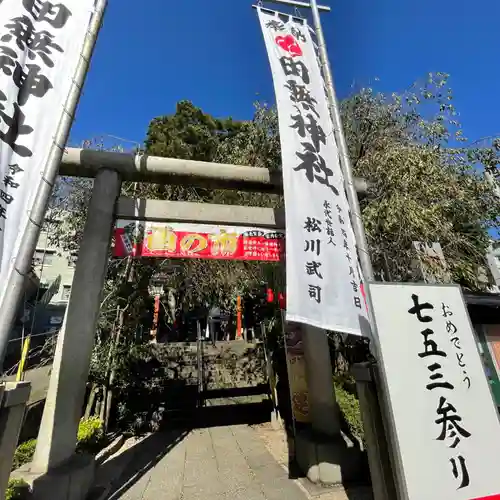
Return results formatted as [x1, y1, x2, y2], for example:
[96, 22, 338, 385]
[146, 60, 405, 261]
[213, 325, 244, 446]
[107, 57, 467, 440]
[257, 8, 366, 335]
[282, 316, 310, 423]
[370, 283, 500, 500]
[113, 220, 285, 261]
[0, 1, 94, 304]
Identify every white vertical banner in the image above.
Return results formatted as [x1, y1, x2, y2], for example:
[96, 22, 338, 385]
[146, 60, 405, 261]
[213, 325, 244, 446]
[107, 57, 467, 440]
[0, 0, 94, 302]
[257, 8, 367, 335]
[370, 283, 500, 500]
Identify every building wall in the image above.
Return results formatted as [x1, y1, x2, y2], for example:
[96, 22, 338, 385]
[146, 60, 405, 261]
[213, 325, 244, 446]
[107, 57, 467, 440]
[486, 244, 500, 293]
[33, 231, 76, 305]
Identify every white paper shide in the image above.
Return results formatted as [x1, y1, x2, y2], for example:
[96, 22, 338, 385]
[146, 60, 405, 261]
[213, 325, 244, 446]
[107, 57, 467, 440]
[0, 0, 94, 304]
[257, 8, 367, 335]
[370, 283, 500, 500]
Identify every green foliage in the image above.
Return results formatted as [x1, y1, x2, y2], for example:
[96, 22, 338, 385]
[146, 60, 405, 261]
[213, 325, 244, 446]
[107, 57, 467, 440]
[11, 419, 104, 473]
[334, 380, 364, 444]
[6, 479, 30, 500]
[145, 100, 243, 162]
[342, 73, 500, 289]
[76, 417, 105, 453]
[11, 439, 36, 471]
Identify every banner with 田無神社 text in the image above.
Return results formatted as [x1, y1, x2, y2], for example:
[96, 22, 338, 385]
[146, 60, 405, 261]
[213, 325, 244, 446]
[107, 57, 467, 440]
[0, 0, 94, 308]
[257, 8, 367, 335]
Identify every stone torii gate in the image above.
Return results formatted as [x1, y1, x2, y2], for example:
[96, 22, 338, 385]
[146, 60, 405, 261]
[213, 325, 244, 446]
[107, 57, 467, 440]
[13, 147, 369, 499]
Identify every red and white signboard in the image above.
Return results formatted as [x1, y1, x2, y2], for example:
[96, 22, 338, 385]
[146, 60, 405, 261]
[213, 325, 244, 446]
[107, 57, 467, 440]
[113, 220, 285, 262]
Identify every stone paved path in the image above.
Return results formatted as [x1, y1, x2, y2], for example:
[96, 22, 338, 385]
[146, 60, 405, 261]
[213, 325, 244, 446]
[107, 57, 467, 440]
[104, 425, 309, 500]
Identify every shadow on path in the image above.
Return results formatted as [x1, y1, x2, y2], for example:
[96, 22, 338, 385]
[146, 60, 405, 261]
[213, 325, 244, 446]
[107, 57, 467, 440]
[98, 429, 189, 500]
[92, 397, 272, 499]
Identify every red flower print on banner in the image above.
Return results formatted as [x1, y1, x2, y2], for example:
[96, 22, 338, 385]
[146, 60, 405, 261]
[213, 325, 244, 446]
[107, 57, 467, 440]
[275, 34, 302, 57]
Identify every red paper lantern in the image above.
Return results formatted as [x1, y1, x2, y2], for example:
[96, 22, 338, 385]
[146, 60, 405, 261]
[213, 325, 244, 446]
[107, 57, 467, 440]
[267, 288, 274, 303]
[278, 292, 286, 310]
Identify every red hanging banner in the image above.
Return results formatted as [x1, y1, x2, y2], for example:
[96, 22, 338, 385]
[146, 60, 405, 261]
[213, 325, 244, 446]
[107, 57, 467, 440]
[114, 221, 285, 262]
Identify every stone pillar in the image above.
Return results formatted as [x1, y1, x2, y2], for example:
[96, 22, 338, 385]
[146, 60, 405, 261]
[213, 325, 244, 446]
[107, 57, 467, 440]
[302, 325, 339, 436]
[32, 168, 121, 472]
[352, 362, 398, 500]
[294, 325, 366, 485]
[0, 382, 31, 497]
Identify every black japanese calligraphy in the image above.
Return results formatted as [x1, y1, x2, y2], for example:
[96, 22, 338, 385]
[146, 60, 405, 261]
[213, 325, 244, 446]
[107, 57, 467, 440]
[304, 239, 321, 256]
[441, 302, 453, 317]
[0, 205, 6, 219]
[323, 200, 331, 214]
[354, 296, 362, 309]
[351, 280, 359, 292]
[290, 113, 326, 150]
[3, 175, 19, 189]
[304, 217, 322, 233]
[22, 0, 72, 29]
[265, 19, 285, 31]
[0, 46, 16, 76]
[446, 320, 457, 334]
[419, 328, 447, 358]
[2, 15, 63, 67]
[0, 190, 13, 205]
[443, 305, 470, 388]
[286, 80, 318, 116]
[294, 143, 339, 195]
[427, 362, 454, 390]
[436, 396, 471, 448]
[305, 261, 323, 279]
[326, 229, 335, 245]
[0, 90, 34, 157]
[450, 455, 470, 490]
[456, 352, 466, 368]
[14, 63, 53, 106]
[308, 284, 322, 304]
[290, 26, 306, 42]
[323, 200, 335, 245]
[0, 47, 52, 105]
[9, 164, 24, 175]
[408, 294, 434, 322]
[280, 57, 309, 84]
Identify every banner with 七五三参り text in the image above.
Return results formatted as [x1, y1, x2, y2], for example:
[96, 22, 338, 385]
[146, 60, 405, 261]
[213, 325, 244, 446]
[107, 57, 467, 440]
[370, 283, 500, 500]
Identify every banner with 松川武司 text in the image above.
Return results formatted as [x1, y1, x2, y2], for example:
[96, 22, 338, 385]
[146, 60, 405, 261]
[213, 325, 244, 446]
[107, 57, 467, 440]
[257, 8, 367, 335]
[0, 0, 95, 310]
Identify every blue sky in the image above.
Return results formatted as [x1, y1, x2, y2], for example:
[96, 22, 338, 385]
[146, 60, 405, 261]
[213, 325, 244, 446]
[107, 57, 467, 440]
[70, 0, 500, 149]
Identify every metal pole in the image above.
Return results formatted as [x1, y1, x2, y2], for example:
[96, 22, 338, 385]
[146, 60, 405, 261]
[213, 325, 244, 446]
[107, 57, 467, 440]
[308, 1, 403, 498]
[262, 0, 331, 12]
[309, 0, 373, 281]
[0, 0, 108, 369]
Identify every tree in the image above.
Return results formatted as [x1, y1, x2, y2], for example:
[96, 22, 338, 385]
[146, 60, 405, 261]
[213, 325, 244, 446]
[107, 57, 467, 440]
[341, 73, 500, 289]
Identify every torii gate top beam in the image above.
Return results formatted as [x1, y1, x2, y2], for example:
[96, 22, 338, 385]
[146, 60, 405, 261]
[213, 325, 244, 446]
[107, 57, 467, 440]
[59, 147, 368, 196]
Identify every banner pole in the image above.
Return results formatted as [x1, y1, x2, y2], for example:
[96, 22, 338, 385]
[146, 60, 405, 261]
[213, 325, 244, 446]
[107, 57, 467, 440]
[308, 0, 373, 282]
[0, 0, 108, 370]
[308, 1, 405, 498]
